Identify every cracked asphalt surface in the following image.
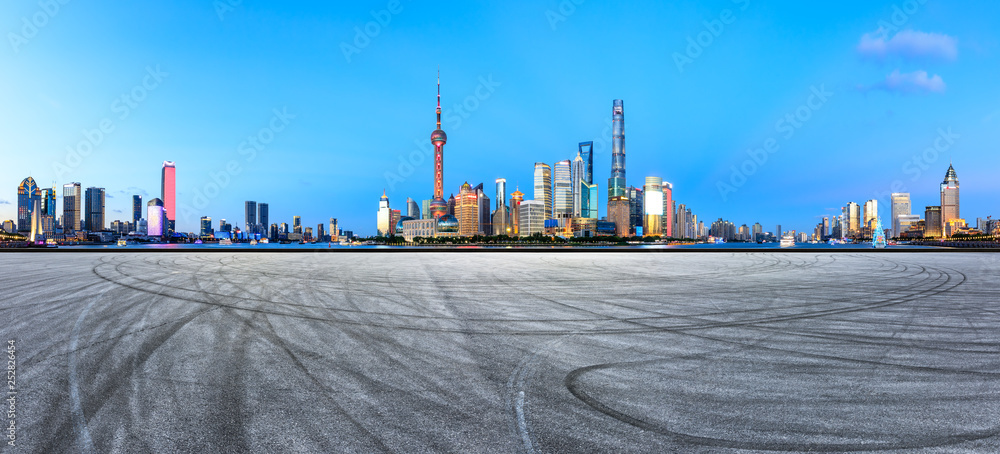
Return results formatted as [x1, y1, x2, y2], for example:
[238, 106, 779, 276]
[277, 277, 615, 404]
[2, 252, 999, 453]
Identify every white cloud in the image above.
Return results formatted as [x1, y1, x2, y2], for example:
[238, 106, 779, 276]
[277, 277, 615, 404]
[857, 30, 958, 62]
[862, 70, 946, 95]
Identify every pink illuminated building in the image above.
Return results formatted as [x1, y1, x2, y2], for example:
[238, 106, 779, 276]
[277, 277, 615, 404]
[161, 161, 176, 233]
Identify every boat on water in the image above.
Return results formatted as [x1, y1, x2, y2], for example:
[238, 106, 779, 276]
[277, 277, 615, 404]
[780, 235, 795, 248]
[259, 238, 269, 244]
[117, 238, 127, 247]
[219, 238, 233, 246]
[249, 239, 258, 246]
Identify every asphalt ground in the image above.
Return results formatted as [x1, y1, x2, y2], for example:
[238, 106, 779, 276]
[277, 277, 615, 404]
[2, 252, 999, 453]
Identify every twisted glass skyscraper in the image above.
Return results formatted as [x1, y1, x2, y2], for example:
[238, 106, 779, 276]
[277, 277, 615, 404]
[608, 100, 626, 202]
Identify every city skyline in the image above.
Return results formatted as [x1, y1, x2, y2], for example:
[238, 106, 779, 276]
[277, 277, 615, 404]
[2, 1, 999, 236]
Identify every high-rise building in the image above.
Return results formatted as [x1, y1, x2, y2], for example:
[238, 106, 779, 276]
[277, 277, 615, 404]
[377, 190, 391, 236]
[578, 141, 594, 185]
[776, 225, 782, 239]
[844, 202, 861, 238]
[643, 177, 663, 237]
[63, 183, 81, 234]
[518, 200, 546, 237]
[421, 200, 431, 220]
[245, 201, 257, 234]
[661, 182, 673, 237]
[473, 183, 491, 235]
[940, 164, 960, 237]
[925, 206, 942, 237]
[17, 177, 40, 232]
[495, 178, 506, 212]
[317, 223, 325, 241]
[84, 187, 105, 232]
[863, 199, 879, 237]
[675, 203, 688, 238]
[132, 195, 143, 226]
[607, 100, 626, 213]
[553, 160, 572, 220]
[40, 188, 55, 217]
[330, 218, 339, 241]
[147, 198, 165, 237]
[821, 217, 830, 239]
[407, 197, 421, 219]
[455, 182, 480, 237]
[258, 203, 269, 234]
[628, 186, 643, 235]
[572, 154, 584, 218]
[29, 199, 43, 242]
[161, 161, 176, 233]
[493, 179, 509, 236]
[533, 163, 552, 219]
[429, 72, 449, 220]
[608, 196, 630, 237]
[293, 216, 302, 234]
[199, 217, 213, 238]
[890, 193, 911, 238]
[510, 189, 524, 236]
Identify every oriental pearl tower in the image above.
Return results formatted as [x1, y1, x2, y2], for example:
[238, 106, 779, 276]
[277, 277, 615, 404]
[429, 72, 449, 219]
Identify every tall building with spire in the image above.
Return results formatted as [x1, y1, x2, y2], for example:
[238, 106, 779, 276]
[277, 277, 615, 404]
[940, 163, 960, 236]
[429, 72, 449, 219]
[17, 176, 40, 232]
[607, 100, 626, 208]
[377, 190, 392, 236]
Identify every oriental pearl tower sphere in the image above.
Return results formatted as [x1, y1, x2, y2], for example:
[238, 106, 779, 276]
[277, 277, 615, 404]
[429, 71, 449, 219]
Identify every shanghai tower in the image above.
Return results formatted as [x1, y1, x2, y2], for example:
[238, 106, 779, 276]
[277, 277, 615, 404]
[607, 100, 629, 235]
[608, 100, 626, 200]
[429, 72, 449, 219]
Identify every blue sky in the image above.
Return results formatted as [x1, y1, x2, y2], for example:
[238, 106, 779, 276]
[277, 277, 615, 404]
[2, 0, 998, 235]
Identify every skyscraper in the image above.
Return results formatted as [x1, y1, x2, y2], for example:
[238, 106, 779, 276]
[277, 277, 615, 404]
[245, 201, 257, 234]
[407, 197, 421, 219]
[518, 200, 545, 237]
[940, 163, 959, 237]
[608, 196, 629, 237]
[132, 195, 143, 226]
[63, 183, 81, 234]
[200, 216, 213, 238]
[553, 160, 572, 219]
[607, 100, 626, 213]
[572, 154, 584, 218]
[456, 182, 479, 237]
[17, 177, 40, 232]
[84, 187, 105, 232]
[377, 190, 391, 236]
[661, 182, 673, 237]
[161, 161, 176, 233]
[533, 163, 552, 218]
[330, 218, 339, 241]
[844, 202, 861, 238]
[643, 177, 663, 237]
[510, 188, 524, 236]
[863, 199, 878, 237]
[628, 186, 643, 234]
[258, 203, 269, 234]
[925, 206, 942, 237]
[493, 178, 509, 236]
[578, 141, 594, 185]
[890, 193, 911, 238]
[293, 216, 302, 234]
[147, 198, 165, 237]
[429, 72, 449, 220]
